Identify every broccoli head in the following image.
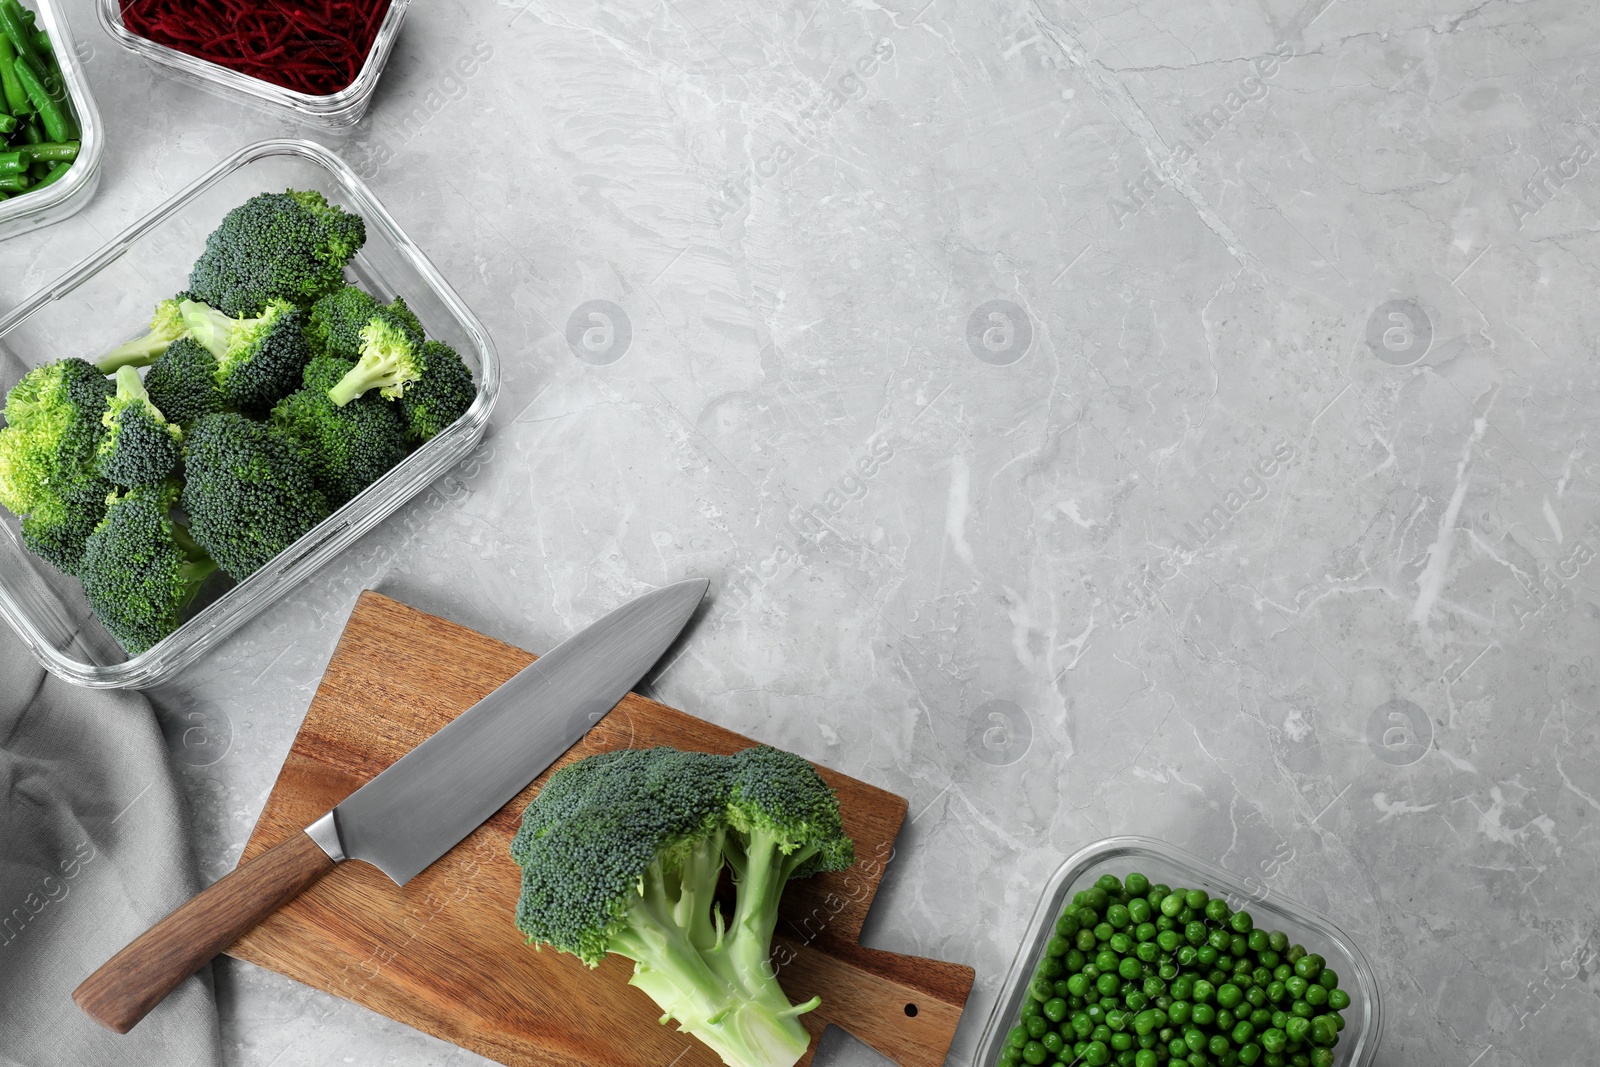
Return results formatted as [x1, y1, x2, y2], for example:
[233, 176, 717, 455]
[143, 337, 224, 427]
[79, 484, 217, 655]
[512, 745, 854, 1067]
[271, 354, 410, 507]
[181, 412, 330, 579]
[326, 313, 423, 406]
[0, 357, 112, 517]
[0, 358, 116, 574]
[96, 366, 183, 488]
[186, 189, 366, 316]
[306, 286, 423, 360]
[398, 340, 476, 443]
[96, 298, 189, 373]
[180, 298, 312, 416]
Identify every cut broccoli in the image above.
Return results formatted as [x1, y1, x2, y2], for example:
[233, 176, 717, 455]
[181, 412, 330, 579]
[271, 354, 410, 507]
[79, 484, 218, 655]
[186, 189, 366, 316]
[143, 337, 224, 427]
[96, 298, 188, 373]
[180, 298, 312, 416]
[96, 366, 183, 488]
[306, 285, 423, 360]
[326, 313, 423, 406]
[398, 340, 476, 443]
[511, 745, 854, 1067]
[0, 357, 112, 517]
[0, 358, 116, 574]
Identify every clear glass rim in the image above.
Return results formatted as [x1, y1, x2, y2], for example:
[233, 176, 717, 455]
[0, 0, 104, 227]
[973, 834, 1384, 1067]
[96, 0, 409, 117]
[0, 137, 499, 688]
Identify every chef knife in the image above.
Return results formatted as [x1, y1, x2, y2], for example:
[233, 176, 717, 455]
[73, 578, 709, 1035]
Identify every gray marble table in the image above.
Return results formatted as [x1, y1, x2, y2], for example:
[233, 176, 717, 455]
[6, 0, 1595, 1063]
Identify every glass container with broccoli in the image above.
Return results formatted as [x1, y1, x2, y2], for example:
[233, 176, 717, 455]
[0, 185, 479, 656]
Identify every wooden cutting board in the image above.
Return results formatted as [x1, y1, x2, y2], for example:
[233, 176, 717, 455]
[227, 591, 974, 1067]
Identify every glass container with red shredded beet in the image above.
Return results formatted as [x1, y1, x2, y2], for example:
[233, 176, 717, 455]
[98, 0, 409, 128]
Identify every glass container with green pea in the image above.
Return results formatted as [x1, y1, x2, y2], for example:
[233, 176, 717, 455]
[977, 838, 1382, 1067]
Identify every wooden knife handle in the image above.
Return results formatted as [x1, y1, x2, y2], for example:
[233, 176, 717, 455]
[74, 831, 336, 1034]
[775, 935, 975, 1067]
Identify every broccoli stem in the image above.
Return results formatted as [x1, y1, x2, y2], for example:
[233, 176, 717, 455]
[613, 847, 815, 1067]
[178, 299, 237, 361]
[96, 334, 173, 373]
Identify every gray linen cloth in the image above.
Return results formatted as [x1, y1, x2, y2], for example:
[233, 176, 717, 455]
[0, 622, 221, 1067]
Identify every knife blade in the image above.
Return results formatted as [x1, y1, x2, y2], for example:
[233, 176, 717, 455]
[73, 578, 709, 1035]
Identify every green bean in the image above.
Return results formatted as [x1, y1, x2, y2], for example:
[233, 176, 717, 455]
[16, 114, 39, 144]
[0, 35, 29, 115]
[0, 148, 27, 172]
[26, 158, 44, 180]
[13, 53, 65, 141]
[24, 139, 74, 162]
[0, 0, 39, 75]
[0, 113, 14, 135]
[0, 170, 30, 191]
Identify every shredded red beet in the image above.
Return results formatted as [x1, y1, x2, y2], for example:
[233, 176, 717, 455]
[121, 0, 391, 97]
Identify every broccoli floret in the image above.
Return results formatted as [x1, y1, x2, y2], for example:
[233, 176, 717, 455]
[186, 189, 367, 316]
[326, 313, 423, 406]
[143, 337, 224, 427]
[511, 745, 854, 1067]
[181, 412, 330, 579]
[271, 354, 410, 507]
[95, 367, 183, 488]
[180, 298, 312, 416]
[307, 285, 423, 362]
[79, 484, 217, 655]
[0, 358, 116, 574]
[96, 298, 189, 373]
[398, 340, 476, 443]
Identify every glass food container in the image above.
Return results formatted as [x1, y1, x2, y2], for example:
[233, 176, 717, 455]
[97, 0, 409, 129]
[0, 0, 103, 239]
[975, 836, 1382, 1067]
[0, 138, 499, 688]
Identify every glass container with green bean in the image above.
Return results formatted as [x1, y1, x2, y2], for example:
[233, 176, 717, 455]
[997, 873, 1351, 1067]
[0, 0, 80, 201]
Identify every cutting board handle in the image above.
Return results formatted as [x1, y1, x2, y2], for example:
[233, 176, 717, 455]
[74, 831, 337, 1034]
[775, 935, 974, 1067]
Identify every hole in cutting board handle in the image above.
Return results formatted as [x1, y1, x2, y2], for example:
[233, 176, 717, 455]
[904, 1003, 918, 1017]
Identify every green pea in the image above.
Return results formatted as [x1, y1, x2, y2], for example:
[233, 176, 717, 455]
[1327, 989, 1350, 1011]
[1182, 889, 1206, 910]
[1177, 946, 1200, 968]
[1106, 1009, 1130, 1032]
[1098, 973, 1122, 997]
[1135, 921, 1157, 942]
[1159, 962, 1179, 981]
[1107, 904, 1131, 928]
[1046, 934, 1070, 957]
[1230, 934, 1249, 957]
[1259, 950, 1280, 969]
[1161, 894, 1185, 918]
[1159, 930, 1182, 952]
[1216, 984, 1243, 1010]
[1169, 1001, 1192, 1025]
[1260, 1028, 1286, 1054]
[1284, 977, 1307, 999]
[1230, 910, 1254, 934]
[1192, 980, 1215, 1004]
[1267, 932, 1288, 953]
[1247, 929, 1269, 952]
[1290, 1000, 1314, 1019]
[1310, 1016, 1337, 1046]
[1216, 1009, 1235, 1031]
[1209, 1034, 1230, 1055]
[1044, 997, 1068, 1022]
[1129, 898, 1153, 924]
[1067, 950, 1086, 972]
[1078, 929, 1099, 951]
[1249, 1008, 1272, 1028]
[1023, 1040, 1048, 1064]
[1186, 921, 1209, 945]
[1283, 1016, 1310, 1043]
[1042, 1032, 1065, 1054]
[1084, 964, 1102, 980]
[1096, 875, 1123, 894]
[1293, 954, 1323, 982]
[1205, 898, 1231, 923]
[1304, 986, 1326, 1008]
[1056, 913, 1081, 937]
[1040, 958, 1064, 979]
[1111, 933, 1135, 955]
[1136, 1051, 1158, 1067]
[1245, 987, 1266, 1008]
[1109, 1032, 1133, 1051]
[1120, 958, 1145, 981]
[1096, 923, 1115, 942]
[1198, 947, 1220, 968]
[1285, 944, 1306, 965]
[1273, 964, 1292, 982]
[1232, 1020, 1255, 1044]
[1009, 1026, 1029, 1048]
[1068, 974, 1091, 997]
[1125, 990, 1150, 1012]
[1310, 1050, 1335, 1067]
[1027, 1015, 1050, 1038]
[1084, 889, 1110, 912]
[1238, 1042, 1262, 1065]
[1192, 1003, 1216, 1026]
[1136, 941, 1160, 964]
[1084, 1040, 1111, 1066]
